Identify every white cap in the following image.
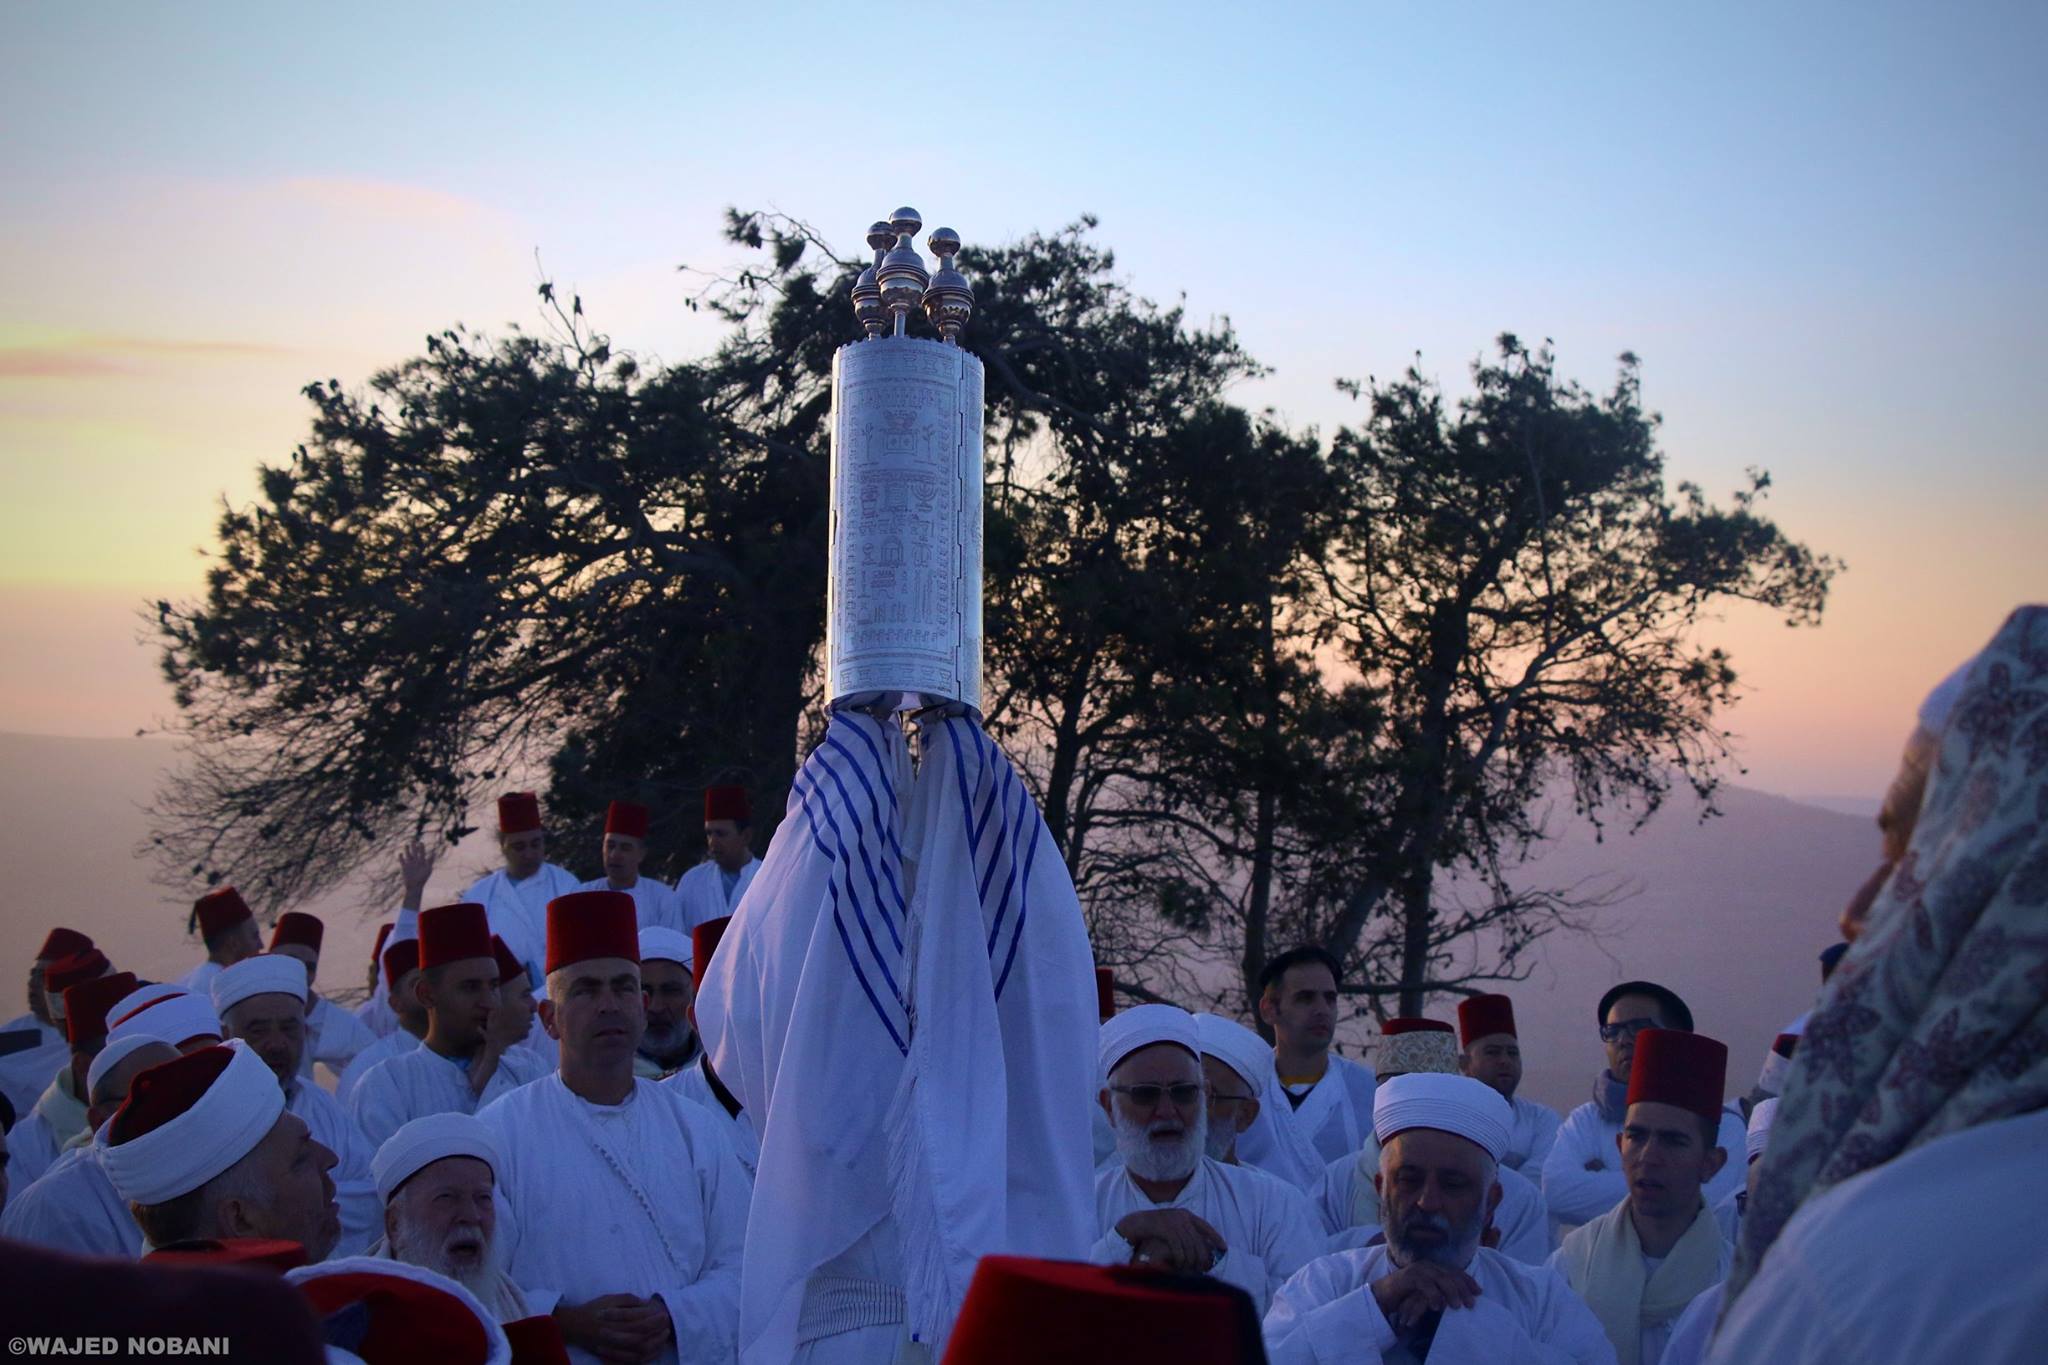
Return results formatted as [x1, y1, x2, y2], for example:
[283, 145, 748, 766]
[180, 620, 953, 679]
[638, 926, 693, 968]
[1745, 1097, 1780, 1163]
[84, 1034, 172, 1102]
[102, 1040, 284, 1205]
[1371, 1072, 1513, 1164]
[371, 1111, 502, 1203]
[106, 991, 223, 1048]
[106, 982, 184, 1028]
[1098, 1003, 1200, 1080]
[1192, 1012, 1271, 1095]
[211, 954, 309, 1016]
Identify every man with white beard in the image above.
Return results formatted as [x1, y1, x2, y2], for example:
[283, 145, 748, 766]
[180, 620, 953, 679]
[1092, 1005, 1321, 1315]
[371, 1111, 530, 1323]
[1264, 1073, 1615, 1364]
[268, 911, 378, 1079]
[634, 927, 700, 1079]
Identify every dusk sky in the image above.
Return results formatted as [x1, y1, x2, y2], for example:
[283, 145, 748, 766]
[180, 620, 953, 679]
[3, 3, 2042, 802]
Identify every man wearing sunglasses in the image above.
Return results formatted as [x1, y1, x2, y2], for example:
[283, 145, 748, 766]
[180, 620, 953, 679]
[1541, 981, 1745, 1234]
[1092, 1004, 1321, 1315]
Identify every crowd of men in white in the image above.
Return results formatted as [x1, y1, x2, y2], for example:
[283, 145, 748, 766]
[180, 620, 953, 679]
[2, 605, 2045, 1364]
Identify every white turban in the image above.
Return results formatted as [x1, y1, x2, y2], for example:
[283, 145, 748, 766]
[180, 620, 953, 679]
[107, 982, 184, 1028]
[102, 1040, 284, 1206]
[1192, 1012, 1271, 1095]
[211, 954, 309, 1016]
[107, 991, 223, 1048]
[1745, 1097, 1780, 1163]
[1097, 1003, 1200, 1080]
[1372, 1072, 1513, 1164]
[638, 926, 693, 968]
[84, 1033, 170, 1102]
[287, 1258, 510, 1365]
[372, 1111, 502, 1203]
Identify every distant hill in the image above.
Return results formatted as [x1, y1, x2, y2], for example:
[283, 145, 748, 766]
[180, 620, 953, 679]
[0, 731, 1875, 1112]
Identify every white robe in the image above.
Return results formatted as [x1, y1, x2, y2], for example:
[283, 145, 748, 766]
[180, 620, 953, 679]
[0, 1015, 67, 1120]
[303, 995, 379, 1078]
[1263, 1243, 1618, 1364]
[0, 1135, 140, 1259]
[461, 862, 581, 975]
[1655, 1283, 1722, 1365]
[1316, 1149, 1553, 1265]
[1237, 1053, 1378, 1193]
[671, 857, 759, 932]
[178, 960, 225, 995]
[334, 1028, 421, 1105]
[1540, 1102, 1747, 1233]
[347, 1042, 549, 1149]
[1091, 1157, 1322, 1314]
[288, 1080, 380, 1258]
[354, 991, 397, 1040]
[664, 1061, 759, 1179]
[12, 1070, 88, 1188]
[1504, 1093, 1564, 1174]
[1705, 1108, 2048, 1365]
[477, 1073, 749, 1365]
[1546, 1205, 1732, 1365]
[574, 874, 676, 932]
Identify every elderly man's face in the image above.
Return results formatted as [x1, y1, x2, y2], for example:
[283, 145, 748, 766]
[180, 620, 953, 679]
[500, 829, 547, 881]
[1199, 1054, 1258, 1161]
[387, 1155, 496, 1287]
[86, 1041, 176, 1131]
[1618, 1100, 1726, 1220]
[220, 1112, 340, 1263]
[225, 992, 307, 1085]
[1376, 1128, 1501, 1269]
[640, 959, 695, 1065]
[1103, 1042, 1206, 1183]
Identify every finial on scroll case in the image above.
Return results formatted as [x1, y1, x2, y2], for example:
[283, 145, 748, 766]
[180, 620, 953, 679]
[921, 227, 973, 345]
[876, 207, 929, 338]
[852, 220, 893, 340]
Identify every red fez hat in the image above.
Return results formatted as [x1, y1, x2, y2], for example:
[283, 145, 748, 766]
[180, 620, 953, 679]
[690, 916, 731, 993]
[419, 903, 494, 971]
[503, 1314, 572, 1365]
[382, 937, 421, 990]
[146, 1238, 308, 1274]
[37, 927, 93, 962]
[545, 891, 639, 977]
[492, 935, 528, 986]
[1457, 994, 1517, 1046]
[45, 949, 113, 995]
[497, 792, 542, 834]
[604, 800, 651, 841]
[942, 1255, 1267, 1364]
[109, 1045, 235, 1145]
[193, 887, 253, 939]
[372, 921, 395, 963]
[269, 912, 324, 953]
[1626, 1028, 1729, 1122]
[1380, 1017, 1455, 1036]
[65, 971, 140, 1045]
[1096, 967, 1115, 1022]
[296, 1269, 493, 1365]
[704, 785, 750, 823]
[1770, 1032, 1800, 1060]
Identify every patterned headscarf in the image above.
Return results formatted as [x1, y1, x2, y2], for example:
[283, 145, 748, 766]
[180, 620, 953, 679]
[1724, 606, 2048, 1309]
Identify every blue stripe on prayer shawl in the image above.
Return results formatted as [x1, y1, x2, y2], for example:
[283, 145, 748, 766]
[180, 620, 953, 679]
[793, 764, 905, 1003]
[790, 762, 908, 1054]
[936, 717, 1043, 1004]
[809, 746, 905, 947]
[837, 716, 909, 868]
[821, 731, 909, 927]
[991, 772, 1041, 1000]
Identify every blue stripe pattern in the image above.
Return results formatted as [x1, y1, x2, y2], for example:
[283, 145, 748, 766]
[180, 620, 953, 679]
[942, 715, 1043, 1002]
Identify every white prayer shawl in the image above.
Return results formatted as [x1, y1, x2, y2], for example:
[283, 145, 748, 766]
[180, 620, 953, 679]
[672, 857, 759, 932]
[0, 1135, 140, 1259]
[1506, 1093, 1565, 1173]
[303, 995, 380, 1078]
[1316, 1148, 1554, 1265]
[1091, 1157, 1321, 1314]
[460, 862, 580, 974]
[1548, 1202, 1732, 1365]
[290, 1080, 382, 1258]
[476, 1074, 749, 1365]
[664, 1061, 759, 1179]
[0, 1016, 67, 1119]
[1238, 1053, 1377, 1193]
[1705, 1108, 2048, 1365]
[573, 874, 675, 932]
[1263, 1243, 1618, 1364]
[1541, 1102, 1748, 1233]
[696, 711, 1096, 1363]
[348, 1043, 549, 1150]
[335, 1028, 421, 1105]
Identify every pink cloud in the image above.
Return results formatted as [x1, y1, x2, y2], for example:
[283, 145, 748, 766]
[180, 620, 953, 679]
[0, 334, 296, 380]
[279, 175, 491, 227]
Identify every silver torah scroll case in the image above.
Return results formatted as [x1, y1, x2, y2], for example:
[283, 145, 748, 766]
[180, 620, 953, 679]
[826, 208, 985, 714]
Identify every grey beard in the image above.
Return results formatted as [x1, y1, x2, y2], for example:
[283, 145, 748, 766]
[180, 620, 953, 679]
[1112, 1106, 1207, 1183]
[1202, 1119, 1238, 1162]
[1378, 1200, 1485, 1270]
[388, 1217, 499, 1296]
[639, 1024, 699, 1070]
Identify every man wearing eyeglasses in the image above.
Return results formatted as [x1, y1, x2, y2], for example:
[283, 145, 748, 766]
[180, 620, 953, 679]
[1540, 982, 1745, 1234]
[1093, 1004, 1321, 1315]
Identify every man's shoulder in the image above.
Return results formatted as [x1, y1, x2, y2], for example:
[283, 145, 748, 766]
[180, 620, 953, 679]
[1513, 1094, 1563, 1123]
[675, 861, 715, 887]
[476, 1071, 557, 1128]
[1557, 1099, 1606, 1130]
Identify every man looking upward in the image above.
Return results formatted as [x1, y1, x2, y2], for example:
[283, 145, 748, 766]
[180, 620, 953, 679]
[1235, 947, 1376, 1194]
